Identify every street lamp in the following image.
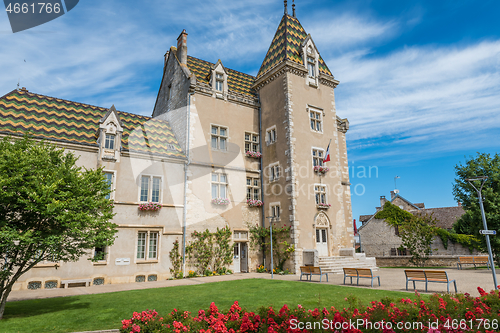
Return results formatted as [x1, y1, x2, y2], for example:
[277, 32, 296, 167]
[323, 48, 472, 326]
[266, 216, 275, 279]
[467, 177, 498, 290]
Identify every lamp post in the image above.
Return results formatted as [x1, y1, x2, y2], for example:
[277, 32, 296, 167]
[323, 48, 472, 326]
[467, 177, 498, 290]
[266, 216, 275, 279]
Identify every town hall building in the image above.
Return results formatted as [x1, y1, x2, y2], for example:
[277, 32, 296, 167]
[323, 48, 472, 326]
[0, 2, 358, 290]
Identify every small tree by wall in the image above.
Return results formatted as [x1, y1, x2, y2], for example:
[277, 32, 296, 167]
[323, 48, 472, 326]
[169, 240, 183, 279]
[399, 214, 436, 267]
[248, 224, 294, 271]
[185, 226, 232, 275]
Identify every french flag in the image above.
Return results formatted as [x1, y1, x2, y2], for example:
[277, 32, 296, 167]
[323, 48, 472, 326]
[323, 142, 331, 163]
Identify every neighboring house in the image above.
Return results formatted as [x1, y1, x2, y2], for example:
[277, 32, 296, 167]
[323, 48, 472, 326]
[358, 191, 478, 257]
[1, 3, 355, 290]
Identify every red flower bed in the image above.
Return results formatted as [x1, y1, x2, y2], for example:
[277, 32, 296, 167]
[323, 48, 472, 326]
[120, 287, 500, 333]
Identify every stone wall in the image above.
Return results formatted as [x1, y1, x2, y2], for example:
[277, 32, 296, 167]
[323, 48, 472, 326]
[376, 255, 463, 267]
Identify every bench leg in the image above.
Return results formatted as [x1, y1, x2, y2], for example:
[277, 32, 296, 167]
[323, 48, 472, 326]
[343, 276, 346, 285]
[406, 280, 408, 291]
[377, 276, 380, 286]
[425, 281, 428, 292]
[454, 281, 457, 293]
[325, 273, 328, 282]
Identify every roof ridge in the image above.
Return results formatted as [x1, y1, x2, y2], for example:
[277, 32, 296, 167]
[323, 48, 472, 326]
[187, 55, 255, 79]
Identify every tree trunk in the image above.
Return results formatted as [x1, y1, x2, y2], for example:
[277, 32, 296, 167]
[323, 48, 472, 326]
[0, 285, 12, 320]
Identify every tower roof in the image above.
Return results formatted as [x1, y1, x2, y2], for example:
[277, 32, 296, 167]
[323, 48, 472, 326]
[256, 14, 332, 79]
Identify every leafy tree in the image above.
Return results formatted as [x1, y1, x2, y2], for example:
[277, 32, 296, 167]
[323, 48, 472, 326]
[453, 152, 500, 266]
[248, 224, 295, 271]
[399, 214, 436, 267]
[0, 135, 117, 319]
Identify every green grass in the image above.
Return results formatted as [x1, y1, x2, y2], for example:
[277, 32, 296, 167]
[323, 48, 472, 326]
[0, 279, 426, 333]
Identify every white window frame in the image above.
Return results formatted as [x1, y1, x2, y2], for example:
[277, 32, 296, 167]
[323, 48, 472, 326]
[139, 175, 162, 203]
[136, 230, 160, 262]
[103, 170, 116, 200]
[93, 245, 108, 264]
[315, 184, 327, 205]
[215, 73, 224, 92]
[246, 177, 260, 201]
[307, 56, 316, 78]
[211, 173, 228, 199]
[211, 124, 228, 151]
[266, 126, 277, 145]
[104, 133, 115, 149]
[269, 202, 281, 221]
[312, 148, 325, 167]
[233, 231, 249, 241]
[308, 107, 323, 133]
[269, 162, 280, 182]
[244, 132, 259, 153]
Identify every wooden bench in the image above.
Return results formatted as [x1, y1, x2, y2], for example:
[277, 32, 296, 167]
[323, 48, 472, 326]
[405, 270, 457, 293]
[60, 278, 92, 288]
[299, 266, 329, 282]
[457, 256, 490, 270]
[343, 268, 380, 287]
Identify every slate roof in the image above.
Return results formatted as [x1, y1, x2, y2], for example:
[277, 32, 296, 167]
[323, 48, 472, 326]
[187, 56, 257, 98]
[0, 89, 185, 158]
[256, 14, 332, 79]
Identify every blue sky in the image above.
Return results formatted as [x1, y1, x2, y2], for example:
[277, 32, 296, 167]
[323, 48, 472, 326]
[1, 0, 499, 224]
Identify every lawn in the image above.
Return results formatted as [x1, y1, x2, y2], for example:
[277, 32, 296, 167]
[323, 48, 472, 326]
[0, 279, 427, 333]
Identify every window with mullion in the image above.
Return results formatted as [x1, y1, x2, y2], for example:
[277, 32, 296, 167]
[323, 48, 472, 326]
[246, 177, 260, 200]
[244, 132, 259, 152]
[312, 149, 324, 166]
[310, 110, 322, 132]
[212, 173, 228, 199]
[140, 176, 161, 203]
[315, 185, 327, 204]
[211, 126, 228, 150]
[104, 134, 115, 149]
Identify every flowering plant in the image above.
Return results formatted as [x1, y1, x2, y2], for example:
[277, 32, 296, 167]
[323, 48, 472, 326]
[247, 199, 263, 207]
[317, 203, 331, 209]
[211, 198, 230, 205]
[313, 165, 329, 174]
[138, 202, 162, 211]
[245, 151, 262, 158]
[121, 287, 500, 333]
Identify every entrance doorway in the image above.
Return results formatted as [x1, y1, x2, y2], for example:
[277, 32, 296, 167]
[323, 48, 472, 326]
[233, 242, 248, 273]
[316, 228, 328, 256]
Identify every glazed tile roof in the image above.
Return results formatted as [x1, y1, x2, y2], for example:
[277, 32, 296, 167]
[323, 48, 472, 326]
[257, 14, 333, 79]
[0, 89, 185, 158]
[187, 56, 257, 98]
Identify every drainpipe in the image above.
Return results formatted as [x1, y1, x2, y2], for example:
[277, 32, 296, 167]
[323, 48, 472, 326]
[182, 90, 194, 278]
[258, 96, 266, 266]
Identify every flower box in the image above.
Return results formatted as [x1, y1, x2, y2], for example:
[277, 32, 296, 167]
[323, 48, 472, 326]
[314, 165, 329, 174]
[245, 151, 262, 158]
[211, 198, 230, 205]
[247, 199, 263, 207]
[317, 203, 331, 209]
[138, 202, 162, 211]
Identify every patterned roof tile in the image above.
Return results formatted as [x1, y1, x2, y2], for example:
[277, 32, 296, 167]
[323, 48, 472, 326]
[0, 89, 185, 158]
[257, 14, 333, 79]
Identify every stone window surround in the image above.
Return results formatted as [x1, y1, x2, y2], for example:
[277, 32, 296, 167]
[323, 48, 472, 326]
[210, 124, 229, 151]
[103, 169, 117, 200]
[211, 172, 228, 199]
[138, 175, 163, 203]
[307, 105, 324, 134]
[244, 131, 260, 153]
[210, 61, 228, 99]
[314, 183, 327, 205]
[302, 39, 320, 87]
[266, 125, 277, 145]
[135, 229, 161, 263]
[269, 202, 281, 221]
[268, 162, 280, 182]
[246, 177, 260, 201]
[92, 245, 109, 266]
[311, 147, 325, 167]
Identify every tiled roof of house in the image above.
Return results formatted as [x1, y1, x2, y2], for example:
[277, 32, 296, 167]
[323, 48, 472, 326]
[187, 56, 257, 98]
[256, 14, 332, 79]
[359, 215, 373, 223]
[0, 89, 185, 158]
[415, 206, 465, 230]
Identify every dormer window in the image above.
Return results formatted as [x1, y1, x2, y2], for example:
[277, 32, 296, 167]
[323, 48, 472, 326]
[215, 73, 224, 92]
[307, 57, 316, 78]
[104, 133, 115, 150]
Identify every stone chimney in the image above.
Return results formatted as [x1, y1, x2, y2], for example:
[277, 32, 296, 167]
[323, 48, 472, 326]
[390, 190, 398, 200]
[380, 195, 387, 207]
[176, 29, 188, 65]
[458, 201, 462, 207]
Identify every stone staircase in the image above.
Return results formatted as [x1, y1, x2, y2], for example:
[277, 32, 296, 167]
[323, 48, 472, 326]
[319, 253, 378, 274]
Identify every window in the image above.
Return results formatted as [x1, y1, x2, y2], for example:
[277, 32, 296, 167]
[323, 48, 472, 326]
[312, 148, 324, 167]
[269, 163, 280, 182]
[244, 132, 259, 152]
[94, 246, 107, 262]
[246, 177, 260, 200]
[307, 56, 316, 78]
[140, 176, 161, 202]
[266, 127, 277, 144]
[310, 110, 322, 132]
[270, 203, 281, 220]
[215, 73, 224, 92]
[137, 231, 159, 260]
[211, 173, 228, 199]
[211, 125, 227, 150]
[104, 172, 113, 200]
[315, 185, 326, 205]
[234, 231, 248, 240]
[104, 133, 115, 149]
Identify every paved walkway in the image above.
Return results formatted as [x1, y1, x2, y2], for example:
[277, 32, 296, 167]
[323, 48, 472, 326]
[8, 267, 499, 302]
